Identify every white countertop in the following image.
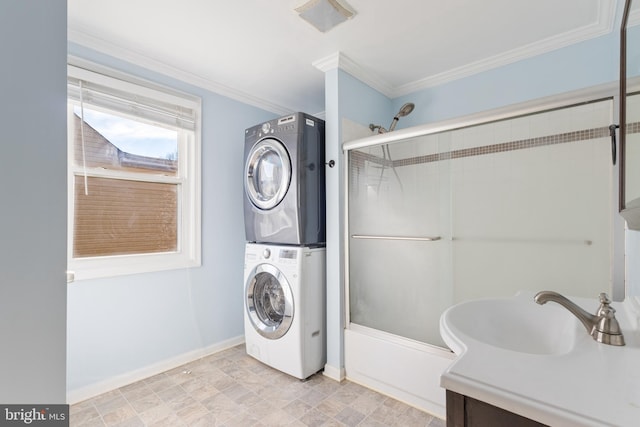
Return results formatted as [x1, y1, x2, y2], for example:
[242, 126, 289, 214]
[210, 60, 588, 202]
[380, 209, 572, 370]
[440, 292, 640, 427]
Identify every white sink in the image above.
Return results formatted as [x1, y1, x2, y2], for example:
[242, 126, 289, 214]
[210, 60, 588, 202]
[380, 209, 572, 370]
[440, 293, 580, 355]
[440, 294, 640, 426]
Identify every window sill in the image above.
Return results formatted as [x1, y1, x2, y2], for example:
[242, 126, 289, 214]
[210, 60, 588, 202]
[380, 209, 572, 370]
[67, 251, 201, 282]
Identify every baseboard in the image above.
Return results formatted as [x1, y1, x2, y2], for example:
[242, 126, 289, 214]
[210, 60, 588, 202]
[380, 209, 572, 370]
[67, 335, 245, 404]
[322, 363, 346, 382]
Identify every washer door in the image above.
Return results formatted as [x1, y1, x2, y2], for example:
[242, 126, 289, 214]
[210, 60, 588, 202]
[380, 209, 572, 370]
[245, 138, 292, 210]
[246, 263, 294, 339]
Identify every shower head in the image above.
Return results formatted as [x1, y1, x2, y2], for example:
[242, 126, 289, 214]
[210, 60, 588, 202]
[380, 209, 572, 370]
[396, 103, 415, 118]
[388, 102, 415, 131]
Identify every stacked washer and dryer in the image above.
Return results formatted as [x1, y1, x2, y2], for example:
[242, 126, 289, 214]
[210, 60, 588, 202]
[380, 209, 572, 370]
[242, 112, 326, 380]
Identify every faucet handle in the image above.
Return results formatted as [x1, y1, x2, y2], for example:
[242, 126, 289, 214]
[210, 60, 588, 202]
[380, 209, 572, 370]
[594, 292, 625, 345]
[599, 293, 612, 305]
[596, 293, 616, 318]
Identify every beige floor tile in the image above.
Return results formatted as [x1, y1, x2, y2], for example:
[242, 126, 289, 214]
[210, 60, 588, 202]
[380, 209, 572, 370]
[223, 410, 265, 427]
[298, 388, 327, 407]
[298, 408, 331, 427]
[136, 404, 173, 426]
[349, 390, 387, 416]
[259, 408, 297, 426]
[200, 393, 239, 423]
[92, 391, 128, 415]
[70, 405, 105, 427]
[314, 396, 346, 418]
[127, 393, 163, 414]
[144, 376, 177, 394]
[173, 401, 209, 425]
[186, 412, 219, 427]
[155, 384, 187, 403]
[119, 383, 155, 403]
[334, 406, 366, 427]
[428, 416, 446, 427]
[70, 344, 444, 427]
[101, 404, 138, 426]
[111, 416, 145, 427]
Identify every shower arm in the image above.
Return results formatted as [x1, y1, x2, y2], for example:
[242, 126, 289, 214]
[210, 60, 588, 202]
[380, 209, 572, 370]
[369, 124, 387, 134]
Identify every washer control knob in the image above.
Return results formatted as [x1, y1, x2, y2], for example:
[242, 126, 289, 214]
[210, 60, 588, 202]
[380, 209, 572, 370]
[262, 248, 271, 259]
[261, 123, 271, 134]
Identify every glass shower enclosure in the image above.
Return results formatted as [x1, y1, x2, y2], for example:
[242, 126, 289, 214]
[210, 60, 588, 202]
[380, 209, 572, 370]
[346, 98, 616, 350]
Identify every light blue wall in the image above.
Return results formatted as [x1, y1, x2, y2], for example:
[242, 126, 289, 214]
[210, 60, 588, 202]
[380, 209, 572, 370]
[66, 44, 277, 395]
[337, 71, 392, 128]
[0, 1, 67, 402]
[393, 32, 618, 128]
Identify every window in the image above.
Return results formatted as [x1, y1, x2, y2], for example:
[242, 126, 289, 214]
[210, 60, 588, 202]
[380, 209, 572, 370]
[67, 61, 201, 280]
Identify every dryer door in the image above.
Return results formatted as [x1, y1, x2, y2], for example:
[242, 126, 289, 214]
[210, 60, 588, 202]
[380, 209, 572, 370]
[245, 138, 292, 211]
[245, 263, 294, 339]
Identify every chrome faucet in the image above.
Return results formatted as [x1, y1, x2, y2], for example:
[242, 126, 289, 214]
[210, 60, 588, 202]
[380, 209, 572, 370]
[534, 291, 625, 346]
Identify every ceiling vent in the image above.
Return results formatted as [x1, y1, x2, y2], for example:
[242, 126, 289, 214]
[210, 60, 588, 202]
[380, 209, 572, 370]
[295, 0, 356, 33]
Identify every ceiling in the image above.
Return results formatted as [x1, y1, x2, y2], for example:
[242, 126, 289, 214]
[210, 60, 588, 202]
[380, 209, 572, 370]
[68, 0, 616, 116]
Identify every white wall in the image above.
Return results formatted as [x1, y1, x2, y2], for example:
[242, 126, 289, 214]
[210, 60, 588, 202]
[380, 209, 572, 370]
[0, 0, 68, 403]
[66, 44, 278, 400]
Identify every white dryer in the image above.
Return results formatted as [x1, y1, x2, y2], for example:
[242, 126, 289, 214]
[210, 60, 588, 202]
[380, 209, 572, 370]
[243, 243, 326, 379]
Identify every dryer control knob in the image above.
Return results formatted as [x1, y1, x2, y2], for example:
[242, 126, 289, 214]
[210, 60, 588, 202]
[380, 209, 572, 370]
[262, 248, 271, 259]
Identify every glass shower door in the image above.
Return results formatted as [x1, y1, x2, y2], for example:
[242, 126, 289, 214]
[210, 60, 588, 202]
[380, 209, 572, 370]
[348, 134, 453, 348]
[347, 99, 615, 350]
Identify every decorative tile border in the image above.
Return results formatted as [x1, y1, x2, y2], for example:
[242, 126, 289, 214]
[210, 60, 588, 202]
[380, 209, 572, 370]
[350, 123, 639, 167]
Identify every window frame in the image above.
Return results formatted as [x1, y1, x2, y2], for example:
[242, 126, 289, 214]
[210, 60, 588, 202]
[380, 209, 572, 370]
[67, 59, 202, 281]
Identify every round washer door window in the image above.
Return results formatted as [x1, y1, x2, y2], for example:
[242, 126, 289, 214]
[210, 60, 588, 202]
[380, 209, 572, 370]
[245, 138, 292, 210]
[246, 263, 294, 339]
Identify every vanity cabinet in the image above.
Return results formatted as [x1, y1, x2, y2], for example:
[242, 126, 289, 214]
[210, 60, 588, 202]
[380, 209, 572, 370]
[446, 391, 547, 427]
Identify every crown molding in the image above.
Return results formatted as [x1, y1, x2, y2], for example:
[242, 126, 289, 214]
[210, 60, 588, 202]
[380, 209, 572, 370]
[315, 0, 617, 98]
[313, 52, 395, 98]
[312, 52, 341, 72]
[68, 28, 293, 116]
[395, 0, 616, 96]
[69, 0, 618, 111]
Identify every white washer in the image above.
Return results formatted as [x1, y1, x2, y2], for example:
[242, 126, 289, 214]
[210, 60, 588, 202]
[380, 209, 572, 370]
[243, 243, 326, 379]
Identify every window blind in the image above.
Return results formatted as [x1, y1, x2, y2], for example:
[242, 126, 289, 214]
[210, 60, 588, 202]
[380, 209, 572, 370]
[68, 65, 197, 131]
[73, 176, 178, 258]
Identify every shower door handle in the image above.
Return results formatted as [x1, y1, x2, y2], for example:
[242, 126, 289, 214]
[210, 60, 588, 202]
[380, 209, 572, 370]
[351, 235, 441, 242]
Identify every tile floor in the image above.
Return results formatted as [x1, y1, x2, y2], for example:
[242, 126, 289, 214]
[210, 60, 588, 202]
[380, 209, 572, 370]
[70, 345, 446, 427]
